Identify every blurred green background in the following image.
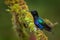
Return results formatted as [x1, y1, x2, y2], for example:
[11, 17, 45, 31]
[0, 0, 60, 40]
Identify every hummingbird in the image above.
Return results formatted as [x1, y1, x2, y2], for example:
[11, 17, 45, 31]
[30, 10, 58, 32]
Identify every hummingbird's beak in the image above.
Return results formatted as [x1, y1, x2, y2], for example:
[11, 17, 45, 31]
[53, 22, 58, 26]
[43, 18, 58, 28]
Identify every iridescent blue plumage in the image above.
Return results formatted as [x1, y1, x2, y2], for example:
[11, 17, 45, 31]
[34, 17, 44, 29]
[31, 10, 51, 31]
[31, 10, 44, 29]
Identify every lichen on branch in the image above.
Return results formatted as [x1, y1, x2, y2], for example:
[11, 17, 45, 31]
[5, 0, 48, 40]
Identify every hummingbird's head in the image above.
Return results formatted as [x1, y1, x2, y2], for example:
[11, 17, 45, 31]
[43, 18, 58, 32]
